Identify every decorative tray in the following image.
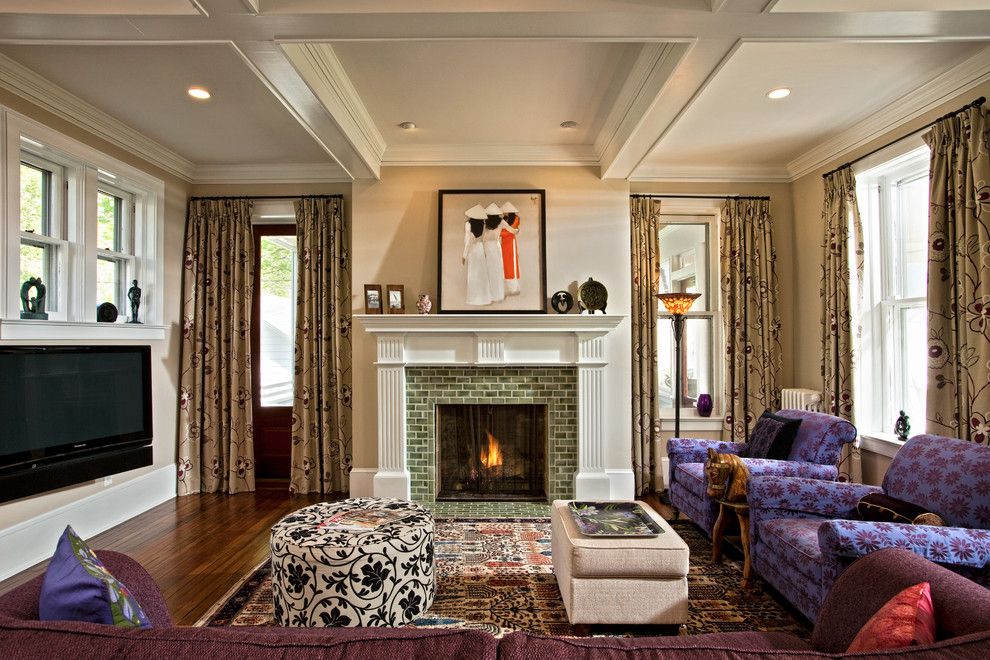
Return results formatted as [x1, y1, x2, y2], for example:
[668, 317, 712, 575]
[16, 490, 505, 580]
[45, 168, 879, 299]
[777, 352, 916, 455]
[567, 501, 663, 537]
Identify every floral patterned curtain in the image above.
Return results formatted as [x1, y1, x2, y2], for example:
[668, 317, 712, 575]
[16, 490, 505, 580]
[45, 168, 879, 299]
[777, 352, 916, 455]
[177, 198, 256, 495]
[924, 104, 990, 444]
[820, 167, 863, 427]
[631, 196, 663, 495]
[721, 198, 782, 441]
[290, 196, 353, 494]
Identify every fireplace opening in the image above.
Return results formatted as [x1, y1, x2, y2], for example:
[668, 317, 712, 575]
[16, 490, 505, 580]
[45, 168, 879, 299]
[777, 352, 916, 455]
[436, 403, 547, 501]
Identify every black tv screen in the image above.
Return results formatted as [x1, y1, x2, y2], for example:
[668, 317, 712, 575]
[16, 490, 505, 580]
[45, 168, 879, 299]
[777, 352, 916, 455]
[0, 345, 152, 471]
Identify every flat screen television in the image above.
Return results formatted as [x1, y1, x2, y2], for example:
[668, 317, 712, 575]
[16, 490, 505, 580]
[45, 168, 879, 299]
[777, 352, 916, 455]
[0, 345, 153, 475]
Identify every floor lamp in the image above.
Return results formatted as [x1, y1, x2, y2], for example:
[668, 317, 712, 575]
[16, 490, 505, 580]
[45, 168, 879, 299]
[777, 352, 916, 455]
[657, 292, 701, 439]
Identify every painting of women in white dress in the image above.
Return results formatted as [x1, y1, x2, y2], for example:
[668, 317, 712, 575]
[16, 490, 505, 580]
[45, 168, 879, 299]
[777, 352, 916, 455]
[438, 190, 546, 313]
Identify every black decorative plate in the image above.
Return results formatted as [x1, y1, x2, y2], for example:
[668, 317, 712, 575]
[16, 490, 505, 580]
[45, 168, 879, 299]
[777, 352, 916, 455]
[567, 501, 663, 537]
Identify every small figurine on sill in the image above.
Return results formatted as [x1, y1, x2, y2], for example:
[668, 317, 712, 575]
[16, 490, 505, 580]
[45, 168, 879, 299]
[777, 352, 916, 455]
[894, 410, 910, 442]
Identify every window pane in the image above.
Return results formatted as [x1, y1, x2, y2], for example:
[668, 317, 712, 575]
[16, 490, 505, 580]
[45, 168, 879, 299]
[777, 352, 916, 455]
[20, 163, 47, 234]
[897, 175, 928, 299]
[97, 191, 120, 251]
[899, 305, 927, 433]
[657, 317, 714, 409]
[97, 257, 120, 308]
[659, 223, 710, 311]
[259, 235, 297, 407]
[20, 242, 48, 285]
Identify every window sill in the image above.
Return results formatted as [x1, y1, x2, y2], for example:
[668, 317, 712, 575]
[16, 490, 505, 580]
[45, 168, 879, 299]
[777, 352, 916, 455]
[859, 432, 905, 459]
[658, 416, 723, 432]
[0, 319, 167, 340]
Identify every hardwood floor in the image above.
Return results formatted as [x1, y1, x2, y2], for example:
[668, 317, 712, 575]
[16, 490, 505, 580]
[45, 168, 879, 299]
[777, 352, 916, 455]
[0, 485, 674, 626]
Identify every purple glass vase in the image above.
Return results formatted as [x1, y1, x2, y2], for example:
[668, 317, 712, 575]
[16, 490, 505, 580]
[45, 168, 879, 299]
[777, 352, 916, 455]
[696, 394, 713, 418]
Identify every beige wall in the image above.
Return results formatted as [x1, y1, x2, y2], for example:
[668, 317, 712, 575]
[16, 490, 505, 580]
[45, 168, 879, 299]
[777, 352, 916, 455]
[351, 166, 633, 474]
[0, 89, 190, 529]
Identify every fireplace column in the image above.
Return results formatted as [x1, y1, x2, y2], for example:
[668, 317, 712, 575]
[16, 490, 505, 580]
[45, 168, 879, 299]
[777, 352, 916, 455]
[574, 333, 611, 499]
[373, 334, 411, 499]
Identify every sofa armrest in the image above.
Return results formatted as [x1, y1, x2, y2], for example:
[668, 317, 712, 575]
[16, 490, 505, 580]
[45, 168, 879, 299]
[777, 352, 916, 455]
[818, 520, 990, 568]
[741, 459, 837, 481]
[97, 551, 173, 627]
[667, 438, 745, 471]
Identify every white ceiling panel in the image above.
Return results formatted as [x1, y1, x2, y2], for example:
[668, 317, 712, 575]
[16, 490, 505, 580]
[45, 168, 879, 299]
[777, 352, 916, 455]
[636, 40, 982, 174]
[0, 44, 330, 165]
[330, 40, 642, 146]
[0, 0, 202, 14]
[771, 0, 990, 12]
[265, 0, 705, 13]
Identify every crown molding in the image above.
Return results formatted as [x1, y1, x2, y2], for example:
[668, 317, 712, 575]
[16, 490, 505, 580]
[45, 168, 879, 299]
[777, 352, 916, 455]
[786, 45, 990, 181]
[0, 52, 195, 182]
[282, 43, 387, 162]
[629, 164, 791, 182]
[193, 162, 352, 184]
[382, 143, 599, 167]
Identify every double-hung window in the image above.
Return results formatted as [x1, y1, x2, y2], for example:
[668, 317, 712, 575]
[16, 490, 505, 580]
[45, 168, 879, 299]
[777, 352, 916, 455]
[96, 183, 135, 312]
[855, 145, 929, 437]
[19, 154, 66, 316]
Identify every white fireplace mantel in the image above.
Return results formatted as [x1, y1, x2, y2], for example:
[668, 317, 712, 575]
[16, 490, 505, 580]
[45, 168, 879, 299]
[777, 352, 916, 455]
[355, 313, 627, 501]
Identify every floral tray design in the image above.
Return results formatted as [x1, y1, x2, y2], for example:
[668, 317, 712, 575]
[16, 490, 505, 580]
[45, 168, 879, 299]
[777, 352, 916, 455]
[567, 501, 664, 537]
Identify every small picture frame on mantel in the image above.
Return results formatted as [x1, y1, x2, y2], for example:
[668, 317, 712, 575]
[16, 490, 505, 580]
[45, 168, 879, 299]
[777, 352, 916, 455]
[364, 284, 383, 314]
[386, 284, 405, 314]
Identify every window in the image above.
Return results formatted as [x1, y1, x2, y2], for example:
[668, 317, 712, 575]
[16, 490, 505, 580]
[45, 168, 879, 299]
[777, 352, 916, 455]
[657, 214, 718, 416]
[19, 154, 66, 313]
[96, 184, 135, 311]
[855, 146, 929, 436]
[257, 232, 298, 407]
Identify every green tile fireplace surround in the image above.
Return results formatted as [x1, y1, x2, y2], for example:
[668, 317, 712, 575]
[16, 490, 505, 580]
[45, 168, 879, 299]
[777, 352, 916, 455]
[405, 366, 578, 502]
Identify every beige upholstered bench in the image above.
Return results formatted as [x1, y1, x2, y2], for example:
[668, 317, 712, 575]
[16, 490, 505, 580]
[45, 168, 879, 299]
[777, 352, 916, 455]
[551, 499, 689, 626]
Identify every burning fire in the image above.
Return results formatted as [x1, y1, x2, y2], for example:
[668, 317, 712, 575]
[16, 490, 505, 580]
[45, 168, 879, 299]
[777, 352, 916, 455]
[480, 430, 504, 469]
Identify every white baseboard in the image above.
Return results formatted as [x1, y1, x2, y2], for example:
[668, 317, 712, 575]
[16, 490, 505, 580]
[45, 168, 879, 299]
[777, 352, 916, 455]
[348, 468, 377, 498]
[0, 464, 176, 581]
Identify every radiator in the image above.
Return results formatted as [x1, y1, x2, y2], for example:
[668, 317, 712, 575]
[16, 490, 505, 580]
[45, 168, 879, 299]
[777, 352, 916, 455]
[780, 388, 823, 412]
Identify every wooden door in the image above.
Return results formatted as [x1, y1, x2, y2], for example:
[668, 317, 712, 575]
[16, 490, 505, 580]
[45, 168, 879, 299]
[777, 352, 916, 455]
[252, 224, 296, 479]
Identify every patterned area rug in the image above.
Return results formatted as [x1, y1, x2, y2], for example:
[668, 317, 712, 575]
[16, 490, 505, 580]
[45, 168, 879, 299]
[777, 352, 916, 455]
[197, 518, 810, 639]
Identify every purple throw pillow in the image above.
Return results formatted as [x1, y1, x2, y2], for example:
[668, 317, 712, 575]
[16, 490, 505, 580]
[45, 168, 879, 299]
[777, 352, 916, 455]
[745, 410, 802, 460]
[39, 525, 151, 628]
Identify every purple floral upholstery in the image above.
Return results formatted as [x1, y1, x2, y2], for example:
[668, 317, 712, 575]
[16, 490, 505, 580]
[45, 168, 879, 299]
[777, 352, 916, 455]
[667, 410, 857, 534]
[749, 434, 990, 623]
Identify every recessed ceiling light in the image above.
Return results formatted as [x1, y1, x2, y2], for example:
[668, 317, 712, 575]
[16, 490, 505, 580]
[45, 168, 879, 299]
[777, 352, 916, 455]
[767, 88, 791, 100]
[560, 120, 578, 129]
[398, 121, 417, 130]
[187, 86, 211, 100]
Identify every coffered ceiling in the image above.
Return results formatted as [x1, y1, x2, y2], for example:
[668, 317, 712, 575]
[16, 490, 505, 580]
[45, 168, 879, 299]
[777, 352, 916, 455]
[0, 0, 986, 183]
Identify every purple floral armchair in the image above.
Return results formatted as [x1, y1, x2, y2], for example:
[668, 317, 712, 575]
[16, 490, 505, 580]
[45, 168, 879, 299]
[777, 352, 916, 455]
[749, 434, 990, 623]
[667, 409, 857, 534]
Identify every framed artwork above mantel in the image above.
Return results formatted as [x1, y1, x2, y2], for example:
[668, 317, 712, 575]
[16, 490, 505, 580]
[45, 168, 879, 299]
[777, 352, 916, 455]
[437, 189, 547, 314]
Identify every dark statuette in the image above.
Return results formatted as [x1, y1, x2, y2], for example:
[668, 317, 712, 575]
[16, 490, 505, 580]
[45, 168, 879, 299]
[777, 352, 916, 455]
[127, 280, 142, 324]
[97, 302, 118, 323]
[19, 277, 48, 320]
[550, 290, 573, 314]
[894, 410, 910, 442]
[578, 277, 608, 314]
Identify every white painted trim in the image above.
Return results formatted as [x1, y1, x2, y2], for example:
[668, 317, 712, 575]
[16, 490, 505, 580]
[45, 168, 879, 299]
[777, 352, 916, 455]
[0, 319, 168, 340]
[348, 468, 377, 498]
[355, 313, 625, 334]
[193, 162, 351, 184]
[0, 464, 176, 581]
[859, 433, 904, 459]
[605, 468, 636, 501]
[659, 417, 724, 432]
[786, 45, 990, 180]
[382, 143, 599, 167]
[0, 53, 195, 182]
[630, 164, 792, 182]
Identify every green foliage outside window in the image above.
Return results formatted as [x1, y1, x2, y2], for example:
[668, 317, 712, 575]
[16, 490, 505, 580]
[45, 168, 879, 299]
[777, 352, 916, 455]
[260, 237, 295, 299]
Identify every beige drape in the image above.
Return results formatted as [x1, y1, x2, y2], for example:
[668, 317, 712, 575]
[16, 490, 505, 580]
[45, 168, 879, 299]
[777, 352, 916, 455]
[820, 168, 863, 424]
[631, 196, 663, 495]
[924, 104, 990, 444]
[177, 198, 256, 495]
[290, 197, 353, 494]
[721, 198, 782, 441]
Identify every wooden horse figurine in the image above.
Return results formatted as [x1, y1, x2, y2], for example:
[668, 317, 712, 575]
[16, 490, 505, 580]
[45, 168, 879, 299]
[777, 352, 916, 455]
[704, 447, 749, 503]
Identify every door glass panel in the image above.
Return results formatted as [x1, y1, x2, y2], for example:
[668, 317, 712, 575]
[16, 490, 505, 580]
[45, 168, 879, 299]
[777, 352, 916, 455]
[657, 317, 713, 409]
[259, 235, 297, 407]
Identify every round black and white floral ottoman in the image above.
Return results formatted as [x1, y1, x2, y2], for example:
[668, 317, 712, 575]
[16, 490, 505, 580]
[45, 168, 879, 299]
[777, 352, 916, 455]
[270, 497, 435, 627]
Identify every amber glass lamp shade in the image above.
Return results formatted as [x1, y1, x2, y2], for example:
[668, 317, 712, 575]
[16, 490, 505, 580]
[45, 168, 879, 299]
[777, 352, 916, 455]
[657, 292, 701, 316]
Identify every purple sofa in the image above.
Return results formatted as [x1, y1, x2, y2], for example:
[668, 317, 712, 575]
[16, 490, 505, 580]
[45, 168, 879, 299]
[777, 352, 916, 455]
[667, 409, 857, 534]
[3, 546, 990, 657]
[749, 434, 990, 622]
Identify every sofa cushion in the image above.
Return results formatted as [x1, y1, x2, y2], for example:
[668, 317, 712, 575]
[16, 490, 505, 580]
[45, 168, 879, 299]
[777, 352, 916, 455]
[757, 518, 824, 583]
[39, 526, 150, 629]
[745, 410, 801, 460]
[857, 493, 945, 526]
[847, 582, 935, 652]
[674, 462, 708, 499]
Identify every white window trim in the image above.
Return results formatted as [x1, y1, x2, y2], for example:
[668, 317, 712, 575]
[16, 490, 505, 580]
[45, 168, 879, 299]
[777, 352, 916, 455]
[653, 196, 724, 422]
[1, 108, 165, 339]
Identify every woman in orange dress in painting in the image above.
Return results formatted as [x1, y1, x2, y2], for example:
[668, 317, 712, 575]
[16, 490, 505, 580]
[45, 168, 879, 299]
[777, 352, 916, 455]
[500, 201, 521, 296]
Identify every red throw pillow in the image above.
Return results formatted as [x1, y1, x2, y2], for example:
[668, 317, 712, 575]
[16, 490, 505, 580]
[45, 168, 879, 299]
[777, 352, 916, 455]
[847, 582, 936, 652]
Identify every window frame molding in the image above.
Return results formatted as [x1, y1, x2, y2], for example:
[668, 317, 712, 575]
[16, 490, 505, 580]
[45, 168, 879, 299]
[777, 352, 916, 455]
[1, 107, 165, 339]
